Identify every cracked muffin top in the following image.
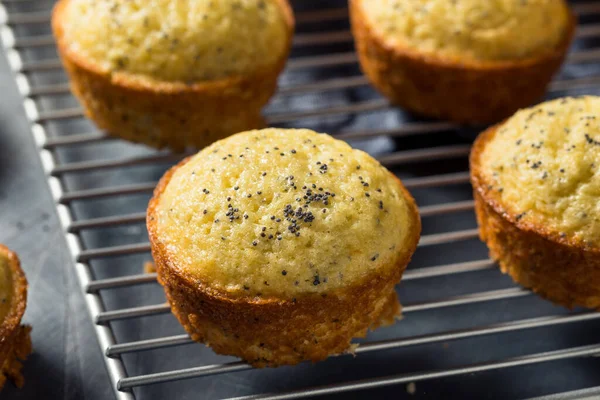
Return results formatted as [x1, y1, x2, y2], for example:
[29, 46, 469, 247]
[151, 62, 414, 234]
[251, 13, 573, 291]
[57, 0, 291, 82]
[355, 0, 571, 62]
[477, 96, 600, 248]
[152, 129, 420, 298]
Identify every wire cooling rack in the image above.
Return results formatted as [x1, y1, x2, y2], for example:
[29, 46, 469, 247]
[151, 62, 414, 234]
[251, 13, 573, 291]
[3, 0, 600, 399]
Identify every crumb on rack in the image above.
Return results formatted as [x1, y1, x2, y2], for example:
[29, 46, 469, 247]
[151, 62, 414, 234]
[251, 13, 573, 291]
[143, 261, 156, 274]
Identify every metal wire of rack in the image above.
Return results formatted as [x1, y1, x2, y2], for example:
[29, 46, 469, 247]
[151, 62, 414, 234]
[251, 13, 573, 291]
[3, 0, 600, 399]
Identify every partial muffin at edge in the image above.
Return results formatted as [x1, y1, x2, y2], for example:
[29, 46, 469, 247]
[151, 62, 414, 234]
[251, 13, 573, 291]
[52, 0, 294, 151]
[0, 245, 31, 390]
[350, 0, 575, 124]
[147, 128, 421, 367]
[471, 96, 600, 308]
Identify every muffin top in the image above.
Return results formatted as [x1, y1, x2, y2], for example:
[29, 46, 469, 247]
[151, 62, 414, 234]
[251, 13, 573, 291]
[153, 129, 418, 298]
[356, 0, 570, 62]
[0, 252, 14, 323]
[477, 96, 600, 248]
[58, 0, 291, 82]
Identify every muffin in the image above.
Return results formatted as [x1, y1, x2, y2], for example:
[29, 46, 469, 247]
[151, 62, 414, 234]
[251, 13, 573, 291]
[147, 128, 421, 367]
[0, 245, 31, 390]
[471, 96, 600, 308]
[52, 0, 294, 151]
[350, 0, 575, 124]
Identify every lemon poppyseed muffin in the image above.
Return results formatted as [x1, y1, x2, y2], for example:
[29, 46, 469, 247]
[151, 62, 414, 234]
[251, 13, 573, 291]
[0, 246, 31, 390]
[52, 0, 294, 151]
[350, 0, 575, 124]
[148, 128, 421, 366]
[471, 96, 600, 308]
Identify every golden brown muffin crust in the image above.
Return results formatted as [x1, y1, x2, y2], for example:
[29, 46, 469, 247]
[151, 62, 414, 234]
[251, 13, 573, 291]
[349, 0, 576, 124]
[148, 131, 421, 366]
[52, 0, 294, 150]
[357, 0, 571, 63]
[149, 159, 420, 366]
[472, 124, 600, 308]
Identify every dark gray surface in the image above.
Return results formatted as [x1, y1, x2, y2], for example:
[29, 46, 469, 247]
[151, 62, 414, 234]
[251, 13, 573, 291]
[0, 47, 111, 400]
[2, 0, 600, 399]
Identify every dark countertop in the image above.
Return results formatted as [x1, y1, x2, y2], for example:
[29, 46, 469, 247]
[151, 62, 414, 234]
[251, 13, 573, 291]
[2, 1, 600, 399]
[0, 45, 111, 400]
